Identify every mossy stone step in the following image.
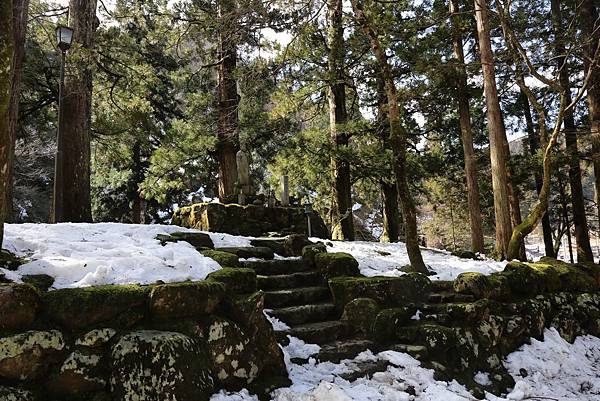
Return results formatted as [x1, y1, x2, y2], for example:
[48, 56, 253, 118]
[216, 246, 275, 260]
[257, 271, 323, 291]
[241, 259, 313, 276]
[270, 303, 337, 325]
[430, 280, 453, 292]
[285, 320, 346, 344]
[316, 339, 376, 363]
[428, 291, 475, 304]
[263, 286, 331, 309]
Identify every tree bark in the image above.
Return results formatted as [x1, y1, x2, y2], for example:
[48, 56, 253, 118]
[55, 0, 97, 222]
[551, 0, 594, 262]
[521, 91, 555, 257]
[4, 0, 28, 223]
[351, 0, 428, 273]
[376, 72, 400, 243]
[580, 0, 600, 241]
[473, 0, 512, 259]
[131, 141, 142, 224]
[502, 136, 526, 260]
[0, 0, 15, 247]
[449, 0, 484, 253]
[216, 0, 239, 202]
[327, 0, 354, 241]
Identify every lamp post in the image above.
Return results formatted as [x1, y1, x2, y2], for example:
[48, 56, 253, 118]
[304, 202, 313, 237]
[52, 25, 74, 223]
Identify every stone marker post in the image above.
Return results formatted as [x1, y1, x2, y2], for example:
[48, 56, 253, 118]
[236, 147, 253, 204]
[281, 175, 289, 207]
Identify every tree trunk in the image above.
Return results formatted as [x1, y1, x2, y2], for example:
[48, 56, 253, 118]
[55, 0, 96, 222]
[327, 0, 354, 241]
[351, 0, 428, 273]
[216, 0, 239, 202]
[521, 91, 555, 257]
[474, 0, 512, 259]
[449, 0, 484, 253]
[376, 72, 400, 243]
[4, 0, 28, 223]
[580, 0, 600, 242]
[131, 141, 142, 224]
[0, 0, 15, 247]
[502, 136, 526, 260]
[558, 171, 574, 262]
[551, 0, 594, 262]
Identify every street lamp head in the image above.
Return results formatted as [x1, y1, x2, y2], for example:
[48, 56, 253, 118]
[304, 202, 313, 215]
[55, 25, 74, 52]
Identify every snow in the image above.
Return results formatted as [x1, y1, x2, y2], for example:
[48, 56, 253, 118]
[0, 223, 252, 289]
[320, 239, 506, 281]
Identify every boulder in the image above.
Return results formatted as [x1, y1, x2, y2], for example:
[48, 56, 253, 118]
[283, 234, 312, 257]
[43, 285, 148, 330]
[0, 249, 25, 271]
[315, 252, 360, 279]
[302, 243, 327, 265]
[75, 328, 117, 348]
[0, 330, 65, 381]
[0, 284, 40, 331]
[0, 386, 36, 401]
[21, 275, 54, 292]
[200, 250, 241, 267]
[149, 281, 225, 320]
[205, 317, 261, 389]
[341, 298, 379, 335]
[47, 350, 105, 396]
[110, 330, 214, 401]
[372, 307, 417, 342]
[169, 231, 214, 249]
[207, 268, 257, 294]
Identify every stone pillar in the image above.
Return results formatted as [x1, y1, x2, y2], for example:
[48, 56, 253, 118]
[280, 175, 289, 207]
[236, 147, 253, 205]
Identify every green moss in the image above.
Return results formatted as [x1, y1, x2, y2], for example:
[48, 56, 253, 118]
[149, 281, 225, 320]
[301, 243, 327, 265]
[372, 307, 416, 342]
[453, 272, 491, 298]
[207, 268, 257, 294]
[44, 285, 149, 330]
[201, 250, 241, 268]
[315, 252, 360, 279]
[341, 298, 379, 336]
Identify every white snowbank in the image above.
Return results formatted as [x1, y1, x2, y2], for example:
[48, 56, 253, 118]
[320, 240, 506, 281]
[1, 223, 251, 289]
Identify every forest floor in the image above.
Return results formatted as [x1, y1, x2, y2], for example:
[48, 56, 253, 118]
[2, 223, 600, 400]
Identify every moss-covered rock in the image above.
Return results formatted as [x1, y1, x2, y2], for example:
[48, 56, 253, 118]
[0, 249, 26, 271]
[453, 272, 492, 298]
[149, 281, 225, 320]
[315, 252, 360, 279]
[110, 330, 214, 401]
[0, 386, 36, 401]
[503, 262, 545, 296]
[215, 246, 274, 259]
[371, 307, 416, 342]
[207, 268, 257, 293]
[204, 317, 261, 389]
[47, 349, 105, 396]
[302, 243, 327, 265]
[341, 298, 379, 336]
[200, 250, 241, 267]
[0, 284, 40, 331]
[445, 300, 492, 322]
[75, 328, 117, 348]
[169, 231, 214, 249]
[0, 330, 65, 381]
[329, 273, 431, 309]
[283, 234, 312, 257]
[21, 275, 54, 292]
[44, 285, 148, 330]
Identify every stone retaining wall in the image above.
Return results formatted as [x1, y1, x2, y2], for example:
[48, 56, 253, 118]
[0, 269, 288, 401]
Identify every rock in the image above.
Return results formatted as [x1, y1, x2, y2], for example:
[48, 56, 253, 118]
[110, 330, 214, 401]
[451, 250, 479, 260]
[329, 273, 431, 309]
[170, 231, 214, 249]
[0, 249, 25, 271]
[216, 246, 274, 259]
[43, 284, 148, 330]
[341, 298, 379, 336]
[249, 238, 286, 256]
[0, 386, 36, 401]
[200, 250, 241, 267]
[0, 284, 40, 330]
[149, 281, 225, 320]
[0, 330, 65, 380]
[47, 350, 105, 396]
[75, 328, 117, 347]
[207, 268, 257, 293]
[22, 274, 54, 292]
[302, 243, 327, 265]
[371, 307, 417, 342]
[205, 317, 261, 389]
[283, 234, 312, 256]
[314, 252, 360, 279]
[453, 272, 491, 298]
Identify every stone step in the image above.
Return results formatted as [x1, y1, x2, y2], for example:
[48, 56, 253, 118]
[216, 246, 275, 260]
[388, 343, 429, 359]
[338, 359, 392, 382]
[428, 291, 475, 304]
[286, 320, 346, 344]
[270, 303, 337, 325]
[430, 280, 453, 292]
[264, 286, 331, 309]
[257, 271, 323, 291]
[316, 339, 377, 363]
[241, 259, 313, 275]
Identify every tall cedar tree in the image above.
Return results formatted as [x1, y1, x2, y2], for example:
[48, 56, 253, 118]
[327, 0, 354, 240]
[449, 0, 485, 253]
[351, 0, 428, 273]
[474, 0, 513, 259]
[0, 0, 15, 246]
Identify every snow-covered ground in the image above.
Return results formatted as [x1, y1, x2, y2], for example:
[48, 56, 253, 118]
[322, 240, 506, 281]
[1, 223, 252, 289]
[211, 327, 600, 401]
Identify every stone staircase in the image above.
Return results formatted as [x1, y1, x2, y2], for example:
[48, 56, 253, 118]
[236, 251, 376, 364]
